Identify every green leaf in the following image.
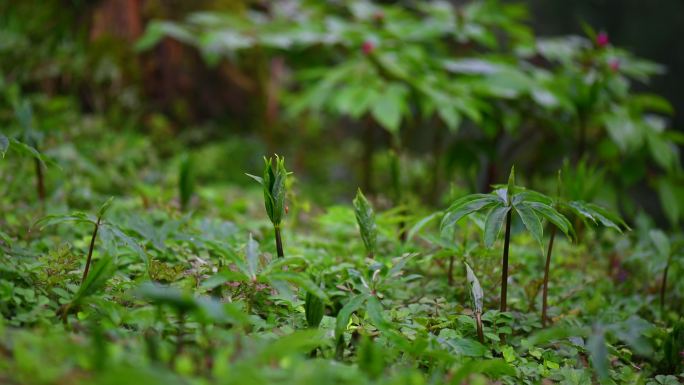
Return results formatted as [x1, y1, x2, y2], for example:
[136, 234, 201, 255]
[35, 212, 94, 229]
[440, 194, 499, 235]
[9, 139, 58, 169]
[71, 256, 116, 306]
[657, 178, 680, 226]
[464, 262, 483, 313]
[484, 205, 510, 247]
[353, 188, 377, 256]
[267, 272, 329, 302]
[97, 197, 114, 219]
[105, 225, 149, 269]
[334, 294, 368, 342]
[178, 154, 195, 210]
[649, 229, 670, 258]
[366, 296, 391, 332]
[245, 173, 263, 184]
[371, 84, 406, 133]
[587, 328, 609, 381]
[305, 291, 325, 329]
[506, 166, 515, 204]
[584, 203, 628, 231]
[527, 202, 573, 238]
[514, 201, 544, 248]
[407, 212, 440, 241]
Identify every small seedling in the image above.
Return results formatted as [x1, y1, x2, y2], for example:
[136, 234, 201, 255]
[305, 290, 324, 329]
[648, 230, 682, 314]
[58, 255, 116, 324]
[36, 198, 147, 282]
[440, 167, 572, 313]
[464, 262, 484, 343]
[353, 188, 377, 258]
[247, 155, 290, 258]
[178, 153, 195, 211]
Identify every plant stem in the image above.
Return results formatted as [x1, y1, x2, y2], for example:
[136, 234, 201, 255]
[81, 217, 101, 284]
[500, 210, 512, 313]
[660, 254, 671, 313]
[274, 225, 284, 258]
[447, 255, 454, 286]
[35, 158, 45, 201]
[541, 226, 557, 327]
[475, 312, 484, 343]
[171, 311, 185, 368]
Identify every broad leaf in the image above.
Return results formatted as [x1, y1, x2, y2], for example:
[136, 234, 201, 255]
[440, 194, 498, 235]
[335, 294, 368, 342]
[483, 205, 509, 247]
[527, 202, 573, 238]
[514, 201, 544, 248]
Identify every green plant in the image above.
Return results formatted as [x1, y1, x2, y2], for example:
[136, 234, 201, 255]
[440, 167, 572, 313]
[648, 230, 683, 313]
[247, 155, 290, 258]
[353, 188, 377, 258]
[305, 291, 324, 329]
[36, 198, 147, 282]
[540, 172, 628, 326]
[465, 262, 484, 343]
[58, 255, 116, 324]
[178, 153, 195, 212]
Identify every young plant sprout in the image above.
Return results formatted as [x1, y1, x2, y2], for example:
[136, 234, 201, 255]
[178, 153, 195, 212]
[353, 188, 377, 258]
[648, 230, 682, 314]
[247, 155, 290, 258]
[465, 262, 484, 343]
[305, 290, 325, 329]
[36, 197, 148, 283]
[440, 167, 572, 313]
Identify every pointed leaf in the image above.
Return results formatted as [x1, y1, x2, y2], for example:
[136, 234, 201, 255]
[514, 201, 544, 248]
[353, 188, 377, 256]
[440, 194, 499, 235]
[527, 202, 573, 239]
[366, 296, 391, 332]
[484, 205, 510, 247]
[335, 294, 368, 342]
[71, 256, 116, 306]
[465, 262, 483, 313]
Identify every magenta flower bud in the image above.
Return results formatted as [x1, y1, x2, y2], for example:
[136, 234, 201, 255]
[362, 40, 375, 55]
[596, 31, 609, 47]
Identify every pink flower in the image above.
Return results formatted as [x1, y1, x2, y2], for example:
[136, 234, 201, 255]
[609, 59, 620, 72]
[596, 31, 609, 47]
[362, 40, 375, 55]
